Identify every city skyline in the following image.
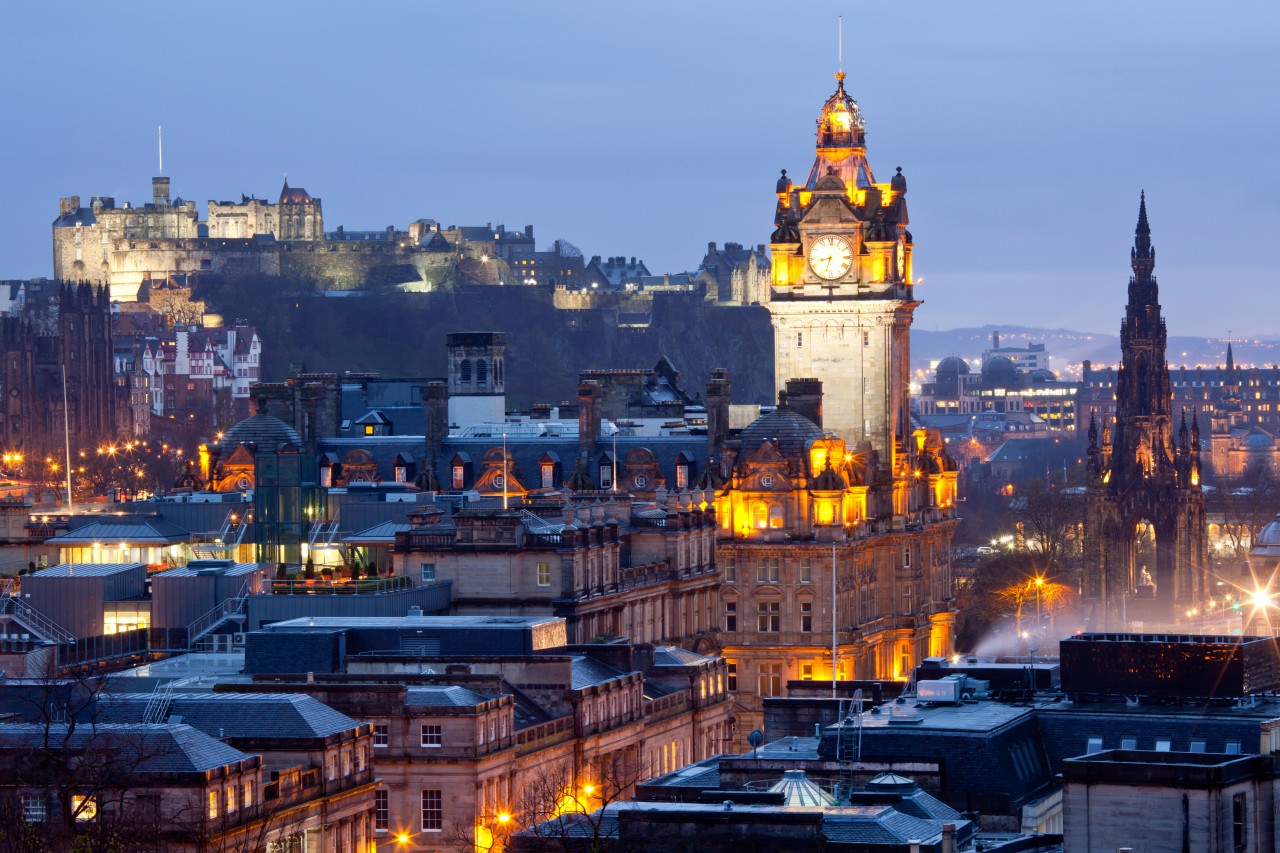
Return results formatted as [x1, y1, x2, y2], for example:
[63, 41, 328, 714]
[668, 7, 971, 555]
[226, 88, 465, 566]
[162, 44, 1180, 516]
[3, 1, 1276, 337]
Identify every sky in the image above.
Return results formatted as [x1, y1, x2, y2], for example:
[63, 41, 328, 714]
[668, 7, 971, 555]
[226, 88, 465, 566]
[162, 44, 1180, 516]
[2, 1, 1277, 337]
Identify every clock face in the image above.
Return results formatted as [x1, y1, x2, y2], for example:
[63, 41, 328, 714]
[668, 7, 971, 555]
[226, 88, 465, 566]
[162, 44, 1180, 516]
[808, 235, 853, 281]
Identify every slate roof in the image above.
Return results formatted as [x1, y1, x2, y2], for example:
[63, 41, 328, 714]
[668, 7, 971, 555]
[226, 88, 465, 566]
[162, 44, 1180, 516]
[49, 516, 190, 545]
[651, 646, 710, 667]
[98, 693, 361, 740]
[219, 413, 301, 451]
[570, 655, 627, 690]
[341, 521, 410, 544]
[736, 408, 824, 462]
[153, 561, 265, 579]
[405, 686, 494, 707]
[0, 723, 251, 773]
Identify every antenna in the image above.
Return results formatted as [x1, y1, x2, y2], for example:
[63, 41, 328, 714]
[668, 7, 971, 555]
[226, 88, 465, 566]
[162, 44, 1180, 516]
[157, 126, 163, 174]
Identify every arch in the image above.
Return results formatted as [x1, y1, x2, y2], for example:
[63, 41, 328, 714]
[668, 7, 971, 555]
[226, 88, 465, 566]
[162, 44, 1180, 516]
[495, 359, 503, 382]
[476, 359, 488, 383]
[752, 502, 768, 529]
[459, 359, 472, 382]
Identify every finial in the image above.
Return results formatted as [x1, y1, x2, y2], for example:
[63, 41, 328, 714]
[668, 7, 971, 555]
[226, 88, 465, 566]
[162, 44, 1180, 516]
[837, 15, 843, 76]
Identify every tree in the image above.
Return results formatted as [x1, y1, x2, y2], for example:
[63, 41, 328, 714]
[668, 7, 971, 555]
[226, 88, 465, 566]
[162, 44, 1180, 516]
[1012, 477, 1084, 571]
[955, 552, 1077, 652]
[148, 287, 207, 329]
[469, 752, 649, 853]
[1212, 468, 1280, 560]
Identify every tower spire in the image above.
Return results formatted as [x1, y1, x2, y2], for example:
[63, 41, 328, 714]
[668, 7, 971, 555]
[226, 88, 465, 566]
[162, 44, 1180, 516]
[1131, 191, 1155, 282]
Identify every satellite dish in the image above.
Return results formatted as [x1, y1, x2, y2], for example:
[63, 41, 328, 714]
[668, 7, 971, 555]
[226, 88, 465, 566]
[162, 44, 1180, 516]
[748, 729, 764, 757]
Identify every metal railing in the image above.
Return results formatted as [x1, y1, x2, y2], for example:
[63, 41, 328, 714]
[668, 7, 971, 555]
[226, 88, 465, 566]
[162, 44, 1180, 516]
[0, 579, 76, 643]
[185, 578, 250, 648]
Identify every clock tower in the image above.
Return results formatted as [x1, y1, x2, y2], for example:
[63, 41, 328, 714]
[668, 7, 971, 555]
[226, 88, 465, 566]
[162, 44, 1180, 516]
[766, 71, 916, 478]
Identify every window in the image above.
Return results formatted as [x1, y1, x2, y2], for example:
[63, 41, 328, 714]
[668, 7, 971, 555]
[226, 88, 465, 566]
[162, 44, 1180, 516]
[421, 563, 436, 582]
[459, 360, 471, 382]
[342, 749, 352, 776]
[758, 663, 782, 697]
[541, 464, 554, 488]
[420, 725, 443, 747]
[796, 332, 803, 348]
[1154, 739, 1171, 752]
[1190, 740, 1206, 753]
[536, 561, 551, 587]
[1120, 737, 1137, 750]
[599, 465, 612, 488]
[476, 360, 488, 383]
[727, 661, 738, 691]
[675, 464, 688, 489]
[799, 558, 812, 584]
[724, 601, 737, 632]
[801, 663, 814, 680]
[244, 778, 255, 808]
[227, 784, 238, 814]
[903, 546, 911, 568]
[757, 601, 780, 632]
[375, 790, 389, 831]
[863, 331, 870, 347]
[373, 724, 388, 747]
[801, 601, 813, 632]
[724, 556, 736, 583]
[1234, 792, 1247, 850]
[1226, 740, 1242, 754]
[21, 795, 45, 823]
[452, 465, 464, 489]
[208, 790, 219, 819]
[756, 557, 779, 584]
[327, 754, 336, 780]
[421, 790, 442, 832]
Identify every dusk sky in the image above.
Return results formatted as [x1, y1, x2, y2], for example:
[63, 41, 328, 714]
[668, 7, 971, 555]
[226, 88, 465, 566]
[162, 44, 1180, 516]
[3, 2, 1276, 337]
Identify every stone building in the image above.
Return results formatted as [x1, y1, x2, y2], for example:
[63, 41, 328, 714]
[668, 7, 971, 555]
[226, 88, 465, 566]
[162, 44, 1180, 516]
[708, 69, 958, 742]
[1083, 196, 1208, 628]
[698, 241, 771, 305]
[0, 283, 117, 460]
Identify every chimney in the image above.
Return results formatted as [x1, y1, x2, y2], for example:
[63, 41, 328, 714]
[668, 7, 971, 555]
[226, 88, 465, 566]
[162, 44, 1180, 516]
[59, 197, 79, 217]
[786, 378, 823, 429]
[423, 380, 449, 462]
[940, 824, 957, 853]
[706, 368, 732, 456]
[578, 380, 602, 462]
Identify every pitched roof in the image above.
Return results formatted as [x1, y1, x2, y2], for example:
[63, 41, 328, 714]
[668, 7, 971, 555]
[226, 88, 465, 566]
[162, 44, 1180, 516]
[0, 723, 251, 773]
[405, 686, 494, 708]
[98, 693, 361, 740]
[570, 655, 627, 689]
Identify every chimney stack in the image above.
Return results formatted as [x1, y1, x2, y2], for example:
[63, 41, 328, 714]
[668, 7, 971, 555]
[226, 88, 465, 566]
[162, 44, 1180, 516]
[578, 380, 602, 462]
[786, 378, 823, 429]
[706, 368, 732, 456]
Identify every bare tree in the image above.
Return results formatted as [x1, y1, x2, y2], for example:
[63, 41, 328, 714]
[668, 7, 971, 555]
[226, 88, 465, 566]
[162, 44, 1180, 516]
[1213, 469, 1280, 560]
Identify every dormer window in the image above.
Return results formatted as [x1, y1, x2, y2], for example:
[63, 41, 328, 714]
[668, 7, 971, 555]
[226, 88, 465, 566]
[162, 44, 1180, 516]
[452, 465, 464, 489]
[675, 465, 689, 489]
[599, 466, 612, 489]
[541, 464, 554, 489]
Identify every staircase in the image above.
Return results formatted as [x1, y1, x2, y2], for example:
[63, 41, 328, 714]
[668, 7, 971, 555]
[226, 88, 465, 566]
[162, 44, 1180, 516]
[0, 580, 75, 644]
[188, 509, 250, 561]
[308, 508, 342, 550]
[185, 579, 251, 648]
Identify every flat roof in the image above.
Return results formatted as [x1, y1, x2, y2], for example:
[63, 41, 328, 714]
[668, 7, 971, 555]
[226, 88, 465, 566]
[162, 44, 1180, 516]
[262, 614, 564, 630]
[856, 699, 1036, 733]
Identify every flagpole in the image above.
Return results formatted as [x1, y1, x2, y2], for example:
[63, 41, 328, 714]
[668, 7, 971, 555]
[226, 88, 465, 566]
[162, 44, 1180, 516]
[502, 431, 508, 510]
[832, 542, 838, 699]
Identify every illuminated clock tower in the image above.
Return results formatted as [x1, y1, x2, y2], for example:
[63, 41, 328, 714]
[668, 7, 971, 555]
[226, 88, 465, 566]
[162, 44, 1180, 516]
[766, 71, 916, 478]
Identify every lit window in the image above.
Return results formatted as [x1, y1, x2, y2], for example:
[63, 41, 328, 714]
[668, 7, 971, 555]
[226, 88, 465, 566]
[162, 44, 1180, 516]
[726, 661, 738, 691]
[207, 790, 219, 819]
[420, 725, 443, 748]
[226, 784, 237, 814]
[757, 663, 782, 697]
[536, 561, 551, 587]
[244, 778, 255, 808]
[452, 465, 464, 489]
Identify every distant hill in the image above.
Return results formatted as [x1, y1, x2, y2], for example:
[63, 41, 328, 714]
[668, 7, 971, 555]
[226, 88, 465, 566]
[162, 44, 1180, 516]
[911, 325, 1280, 377]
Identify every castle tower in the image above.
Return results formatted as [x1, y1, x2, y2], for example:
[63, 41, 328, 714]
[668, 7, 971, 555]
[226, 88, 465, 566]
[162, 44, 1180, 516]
[1084, 195, 1206, 626]
[446, 332, 506, 429]
[766, 72, 916, 478]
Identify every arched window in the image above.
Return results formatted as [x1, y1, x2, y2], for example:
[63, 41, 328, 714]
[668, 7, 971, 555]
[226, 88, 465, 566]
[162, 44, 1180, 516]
[459, 359, 472, 382]
[495, 360, 503, 382]
[752, 502, 768, 529]
[476, 360, 488, 383]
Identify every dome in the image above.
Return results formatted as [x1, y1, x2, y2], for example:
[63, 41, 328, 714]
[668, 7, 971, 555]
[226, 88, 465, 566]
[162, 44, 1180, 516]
[1029, 368, 1058, 383]
[737, 408, 824, 462]
[981, 355, 1017, 383]
[816, 72, 866, 147]
[936, 356, 970, 377]
[219, 412, 301, 452]
[1255, 514, 1280, 548]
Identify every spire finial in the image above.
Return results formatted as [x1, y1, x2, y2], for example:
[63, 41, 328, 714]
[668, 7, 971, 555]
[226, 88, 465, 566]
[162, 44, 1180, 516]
[1136, 190, 1150, 237]
[838, 15, 843, 76]
[157, 125, 163, 174]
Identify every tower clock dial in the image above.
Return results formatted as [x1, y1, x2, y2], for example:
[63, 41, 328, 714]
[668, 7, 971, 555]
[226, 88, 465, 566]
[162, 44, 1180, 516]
[807, 234, 853, 281]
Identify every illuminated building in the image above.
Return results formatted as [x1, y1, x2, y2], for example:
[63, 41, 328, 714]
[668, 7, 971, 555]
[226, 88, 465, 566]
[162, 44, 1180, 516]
[1083, 195, 1207, 626]
[714, 69, 959, 742]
